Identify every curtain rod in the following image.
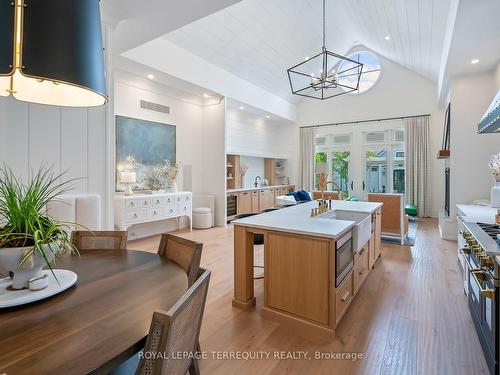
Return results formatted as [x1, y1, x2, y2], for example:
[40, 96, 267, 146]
[300, 114, 431, 129]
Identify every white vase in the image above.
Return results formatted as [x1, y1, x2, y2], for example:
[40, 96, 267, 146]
[171, 180, 178, 193]
[492, 180, 500, 208]
[0, 244, 55, 289]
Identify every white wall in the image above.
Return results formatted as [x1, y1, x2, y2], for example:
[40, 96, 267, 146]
[202, 100, 227, 226]
[0, 26, 114, 229]
[226, 109, 300, 187]
[239, 156, 264, 189]
[297, 51, 444, 217]
[449, 70, 500, 212]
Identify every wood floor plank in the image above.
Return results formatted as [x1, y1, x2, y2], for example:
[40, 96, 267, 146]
[128, 218, 489, 375]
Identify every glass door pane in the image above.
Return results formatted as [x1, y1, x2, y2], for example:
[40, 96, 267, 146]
[365, 150, 387, 193]
[331, 151, 350, 196]
[393, 149, 405, 193]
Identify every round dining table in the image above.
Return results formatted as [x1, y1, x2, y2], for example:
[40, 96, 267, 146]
[0, 249, 188, 375]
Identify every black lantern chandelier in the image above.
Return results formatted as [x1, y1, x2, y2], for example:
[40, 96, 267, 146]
[287, 0, 363, 100]
[0, 0, 107, 107]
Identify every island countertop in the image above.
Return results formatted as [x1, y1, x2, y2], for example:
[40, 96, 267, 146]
[232, 200, 383, 239]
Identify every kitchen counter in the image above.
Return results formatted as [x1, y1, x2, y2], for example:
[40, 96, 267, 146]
[227, 184, 293, 193]
[233, 200, 382, 239]
[456, 204, 497, 224]
[232, 199, 383, 336]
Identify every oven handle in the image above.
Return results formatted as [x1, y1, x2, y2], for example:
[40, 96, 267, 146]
[470, 269, 495, 300]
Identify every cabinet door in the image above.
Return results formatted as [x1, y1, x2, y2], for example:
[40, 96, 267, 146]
[238, 192, 252, 214]
[265, 189, 275, 209]
[251, 191, 260, 213]
[375, 209, 382, 258]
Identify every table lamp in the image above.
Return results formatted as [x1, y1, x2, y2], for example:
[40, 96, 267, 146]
[120, 171, 136, 196]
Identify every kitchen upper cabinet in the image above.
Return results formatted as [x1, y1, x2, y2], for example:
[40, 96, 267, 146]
[238, 191, 252, 214]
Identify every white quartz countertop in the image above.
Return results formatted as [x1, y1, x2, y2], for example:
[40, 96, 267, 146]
[456, 204, 497, 224]
[227, 185, 292, 193]
[233, 200, 382, 239]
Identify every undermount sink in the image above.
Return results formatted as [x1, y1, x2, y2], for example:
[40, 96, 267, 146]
[317, 210, 372, 252]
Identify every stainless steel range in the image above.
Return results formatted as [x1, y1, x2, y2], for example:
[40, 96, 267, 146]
[460, 222, 500, 375]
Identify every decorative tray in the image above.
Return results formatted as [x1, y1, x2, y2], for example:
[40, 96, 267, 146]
[0, 269, 77, 308]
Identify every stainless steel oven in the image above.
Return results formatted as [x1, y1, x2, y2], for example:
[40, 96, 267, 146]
[336, 232, 353, 287]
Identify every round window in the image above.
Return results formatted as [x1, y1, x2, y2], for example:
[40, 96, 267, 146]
[337, 51, 381, 94]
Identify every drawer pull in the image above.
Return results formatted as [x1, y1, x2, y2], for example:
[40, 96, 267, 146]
[471, 270, 495, 300]
[359, 248, 365, 256]
[359, 270, 364, 276]
[156, 200, 160, 204]
[133, 214, 138, 218]
[144, 201, 148, 205]
[153, 211, 158, 216]
[170, 209, 173, 213]
[130, 202, 134, 207]
[341, 291, 350, 302]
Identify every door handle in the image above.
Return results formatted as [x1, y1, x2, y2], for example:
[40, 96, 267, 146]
[350, 181, 354, 190]
[362, 181, 366, 191]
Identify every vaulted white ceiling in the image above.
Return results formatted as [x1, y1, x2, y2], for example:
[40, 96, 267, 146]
[163, 0, 452, 103]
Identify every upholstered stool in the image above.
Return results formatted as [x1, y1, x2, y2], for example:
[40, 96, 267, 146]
[192, 207, 213, 229]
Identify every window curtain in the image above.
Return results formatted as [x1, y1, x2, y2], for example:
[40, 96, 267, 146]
[300, 127, 317, 192]
[405, 116, 431, 217]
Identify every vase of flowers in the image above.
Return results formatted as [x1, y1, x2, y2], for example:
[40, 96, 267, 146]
[0, 166, 78, 289]
[489, 153, 500, 224]
[165, 160, 181, 192]
[240, 165, 248, 189]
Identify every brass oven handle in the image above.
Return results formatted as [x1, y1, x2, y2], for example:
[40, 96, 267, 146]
[341, 291, 350, 302]
[471, 270, 495, 300]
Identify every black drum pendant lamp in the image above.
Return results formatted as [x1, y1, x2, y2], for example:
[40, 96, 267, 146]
[0, 0, 107, 107]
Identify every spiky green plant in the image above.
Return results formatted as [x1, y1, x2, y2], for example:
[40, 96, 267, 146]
[0, 165, 80, 278]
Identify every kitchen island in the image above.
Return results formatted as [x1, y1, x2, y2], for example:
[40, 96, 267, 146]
[232, 200, 383, 335]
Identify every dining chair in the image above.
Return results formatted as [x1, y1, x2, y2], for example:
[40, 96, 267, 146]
[157, 234, 203, 287]
[71, 231, 128, 250]
[109, 269, 211, 375]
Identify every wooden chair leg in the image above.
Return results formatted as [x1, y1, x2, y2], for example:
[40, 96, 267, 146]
[189, 358, 200, 375]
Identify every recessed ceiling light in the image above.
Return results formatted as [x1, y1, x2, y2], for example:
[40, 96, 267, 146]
[147, 74, 155, 80]
[385, 35, 390, 41]
[239, 106, 245, 110]
[471, 59, 479, 64]
[304, 56, 310, 61]
[266, 115, 270, 119]
[203, 93, 211, 98]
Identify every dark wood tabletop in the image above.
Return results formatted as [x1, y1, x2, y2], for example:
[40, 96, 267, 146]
[0, 249, 188, 375]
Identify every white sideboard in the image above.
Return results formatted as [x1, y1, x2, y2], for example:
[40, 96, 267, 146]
[114, 192, 192, 232]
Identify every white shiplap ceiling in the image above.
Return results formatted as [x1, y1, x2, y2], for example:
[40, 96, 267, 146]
[162, 0, 451, 103]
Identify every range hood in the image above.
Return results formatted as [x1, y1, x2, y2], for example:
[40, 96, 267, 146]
[478, 89, 500, 133]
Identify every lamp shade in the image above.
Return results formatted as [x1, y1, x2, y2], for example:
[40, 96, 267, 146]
[315, 162, 329, 175]
[0, 0, 107, 107]
[120, 171, 137, 184]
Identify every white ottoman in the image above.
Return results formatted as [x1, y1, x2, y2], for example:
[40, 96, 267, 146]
[193, 207, 213, 229]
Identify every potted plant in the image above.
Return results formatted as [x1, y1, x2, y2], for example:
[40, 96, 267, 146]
[0, 166, 78, 289]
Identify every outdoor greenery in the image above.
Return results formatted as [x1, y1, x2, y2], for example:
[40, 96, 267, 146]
[0, 165, 79, 275]
[332, 151, 350, 193]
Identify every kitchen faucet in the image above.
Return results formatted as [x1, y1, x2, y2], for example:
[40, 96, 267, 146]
[254, 176, 262, 188]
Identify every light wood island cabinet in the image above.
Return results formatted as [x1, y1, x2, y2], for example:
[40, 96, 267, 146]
[232, 201, 383, 336]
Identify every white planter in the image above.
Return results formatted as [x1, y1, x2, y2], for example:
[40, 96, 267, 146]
[0, 244, 55, 290]
[171, 180, 178, 193]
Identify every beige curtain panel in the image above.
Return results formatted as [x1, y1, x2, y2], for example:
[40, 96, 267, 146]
[300, 127, 316, 192]
[405, 116, 431, 217]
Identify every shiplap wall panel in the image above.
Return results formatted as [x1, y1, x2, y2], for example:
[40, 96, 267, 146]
[0, 96, 109, 229]
[87, 106, 107, 228]
[0, 98, 29, 179]
[61, 107, 88, 193]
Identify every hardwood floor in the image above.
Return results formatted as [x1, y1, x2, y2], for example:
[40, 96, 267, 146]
[129, 219, 489, 375]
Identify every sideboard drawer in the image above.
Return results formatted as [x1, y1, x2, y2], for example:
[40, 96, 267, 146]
[165, 206, 176, 217]
[138, 198, 153, 208]
[126, 209, 147, 223]
[147, 207, 163, 220]
[125, 199, 140, 211]
[152, 197, 166, 207]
